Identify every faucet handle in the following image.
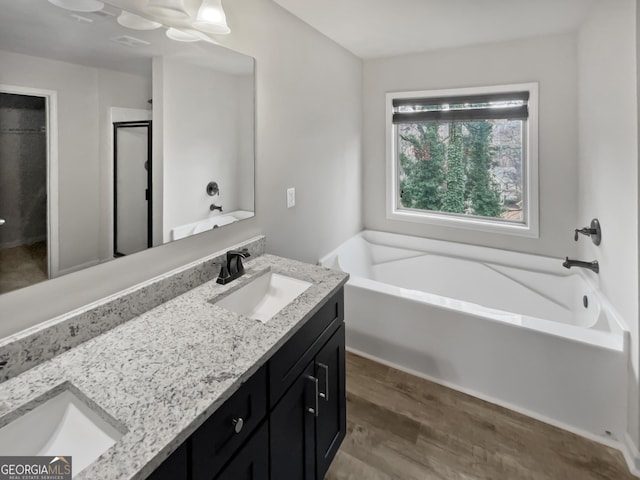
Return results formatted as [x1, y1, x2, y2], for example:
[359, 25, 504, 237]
[228, 248, 250, 258]
[574, 219, 601, 245]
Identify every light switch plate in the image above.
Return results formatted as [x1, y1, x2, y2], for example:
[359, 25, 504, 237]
[287, 188, 295, 208]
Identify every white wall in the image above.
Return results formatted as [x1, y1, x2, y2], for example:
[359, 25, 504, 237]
[236, 74, 255, 212]
[578, 0, 639, 455]
[220, 0, 363, 264]
[363, 34, 579, 258]
[159, 58, 253, 242]
[0, 0, 362, 336]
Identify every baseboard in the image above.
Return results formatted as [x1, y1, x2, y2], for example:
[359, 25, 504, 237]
[55, 259, 100, 277]
[623, 433, 640, 477]
[346, 346, 640, 478]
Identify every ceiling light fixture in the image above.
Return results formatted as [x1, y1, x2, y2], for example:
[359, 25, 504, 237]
[117, 11, 162, 30]
[166, 28, 204, 42]
[47, 0, 104, 12]
[194, 0, 230, 35]
[146, 0, 189, 19]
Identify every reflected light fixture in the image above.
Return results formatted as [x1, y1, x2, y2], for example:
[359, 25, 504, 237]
[194, 0, 231, 34]
[47, 0, 104, 12]
[117, 11, 162, 30]
[146, 0, 189, 19]
[166, 27, 203, 42]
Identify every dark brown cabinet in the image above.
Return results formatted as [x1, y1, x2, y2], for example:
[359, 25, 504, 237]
[145, 442, 188, 480]
[270, 325, 346, 480]
[314, 324, 346, 480]
[147, 288, 345, 480]
[215, 422, 269, 480]
[192, 366, 267, 480]
[270, 362, 317, 480]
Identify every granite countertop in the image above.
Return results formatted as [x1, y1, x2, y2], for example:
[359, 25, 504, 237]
[0, 254, 348, 480]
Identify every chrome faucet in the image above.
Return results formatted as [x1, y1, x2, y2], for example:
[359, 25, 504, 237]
[210, 204, 223, 212]
[216, 248, 251, 284]
[562, 257, 599, 274]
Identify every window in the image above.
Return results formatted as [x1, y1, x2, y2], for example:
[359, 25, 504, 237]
[386, 83, 538, 237]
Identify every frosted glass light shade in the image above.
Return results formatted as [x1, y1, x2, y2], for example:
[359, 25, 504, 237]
[146, 0, 188, 19]
[117, 11, 162, 30]
[47, 0, 104, 12]
[166, 28, 203, 42]
[194, 0, 230, 34]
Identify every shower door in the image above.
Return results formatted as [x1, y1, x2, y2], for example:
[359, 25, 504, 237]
[113, 121, 152, 257]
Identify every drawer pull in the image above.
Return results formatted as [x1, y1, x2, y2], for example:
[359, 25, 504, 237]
[317, 362, 329, 402]
[306, 375, 319, 417]
[232, 417, 244, 434]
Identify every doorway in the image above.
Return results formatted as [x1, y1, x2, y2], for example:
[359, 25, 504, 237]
[113, 121, 152, 257]
[0, 92, 48, 294]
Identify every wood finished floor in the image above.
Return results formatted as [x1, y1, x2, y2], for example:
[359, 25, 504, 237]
[0, 241, 47, 294]
[325, 352, 636, 480]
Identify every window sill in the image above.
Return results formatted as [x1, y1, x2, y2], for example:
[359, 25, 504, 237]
[387, 208, 539, 238]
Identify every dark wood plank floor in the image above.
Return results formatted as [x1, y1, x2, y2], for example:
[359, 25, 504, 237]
[325, 352, 636, 480]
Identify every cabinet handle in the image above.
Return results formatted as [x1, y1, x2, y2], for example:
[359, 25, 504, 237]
[305, 375, 319, 417]
[232, 417, 244, 434]
[316, 362, 329, 402]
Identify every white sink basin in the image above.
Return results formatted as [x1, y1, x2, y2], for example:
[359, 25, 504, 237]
[0, 388, 125, 477]
[215, 272, 312, 323]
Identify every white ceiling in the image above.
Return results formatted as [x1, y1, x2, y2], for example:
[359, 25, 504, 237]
[272, 0, 600, 59]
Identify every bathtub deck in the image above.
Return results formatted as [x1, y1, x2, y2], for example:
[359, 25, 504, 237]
[325, 352, 636, 480]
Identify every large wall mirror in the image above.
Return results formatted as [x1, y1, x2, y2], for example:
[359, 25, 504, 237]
[0, 0, 255, 295]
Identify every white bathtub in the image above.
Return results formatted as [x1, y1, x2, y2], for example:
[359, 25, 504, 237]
[319, 230, 629, 443]
[170, 210, 254, 241]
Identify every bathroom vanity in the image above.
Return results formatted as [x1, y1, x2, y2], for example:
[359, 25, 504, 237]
[0, 245, 348, 480]
[151, 289, 345, 480]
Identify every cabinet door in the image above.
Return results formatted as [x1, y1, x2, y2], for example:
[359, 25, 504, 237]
[270, 362, 317, 480]
[269, 290, 344, 407]
[215, 422, 268, 480]
[315, 324, 346, 480]
[146, 442, 188, 480]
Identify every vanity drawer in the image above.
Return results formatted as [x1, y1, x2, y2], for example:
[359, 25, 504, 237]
[191, 365, 267, 480]
[268, 289, 343, 406]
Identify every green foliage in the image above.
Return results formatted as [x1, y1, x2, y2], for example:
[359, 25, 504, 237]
[399, 123, 445, 211]
[465, 121, 504, 218]
[441, 123, 466, 213]
[398, 118, 507, 220]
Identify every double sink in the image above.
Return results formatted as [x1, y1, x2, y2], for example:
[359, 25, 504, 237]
[0, 267, 312, 477]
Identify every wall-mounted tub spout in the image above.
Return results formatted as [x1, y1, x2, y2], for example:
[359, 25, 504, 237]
[574, 218, 601, 245]
[563, 257, 599, 274]
[210, 204, 223, 212]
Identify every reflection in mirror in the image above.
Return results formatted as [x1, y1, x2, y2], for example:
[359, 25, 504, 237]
[0, 0, 255, 295]
[114, 119, 152, 256]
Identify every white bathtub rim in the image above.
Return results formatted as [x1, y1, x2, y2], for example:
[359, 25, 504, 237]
[348, 346, 640, 479]
[319, 229, 629, 343]
[322, 229, 592, 281]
